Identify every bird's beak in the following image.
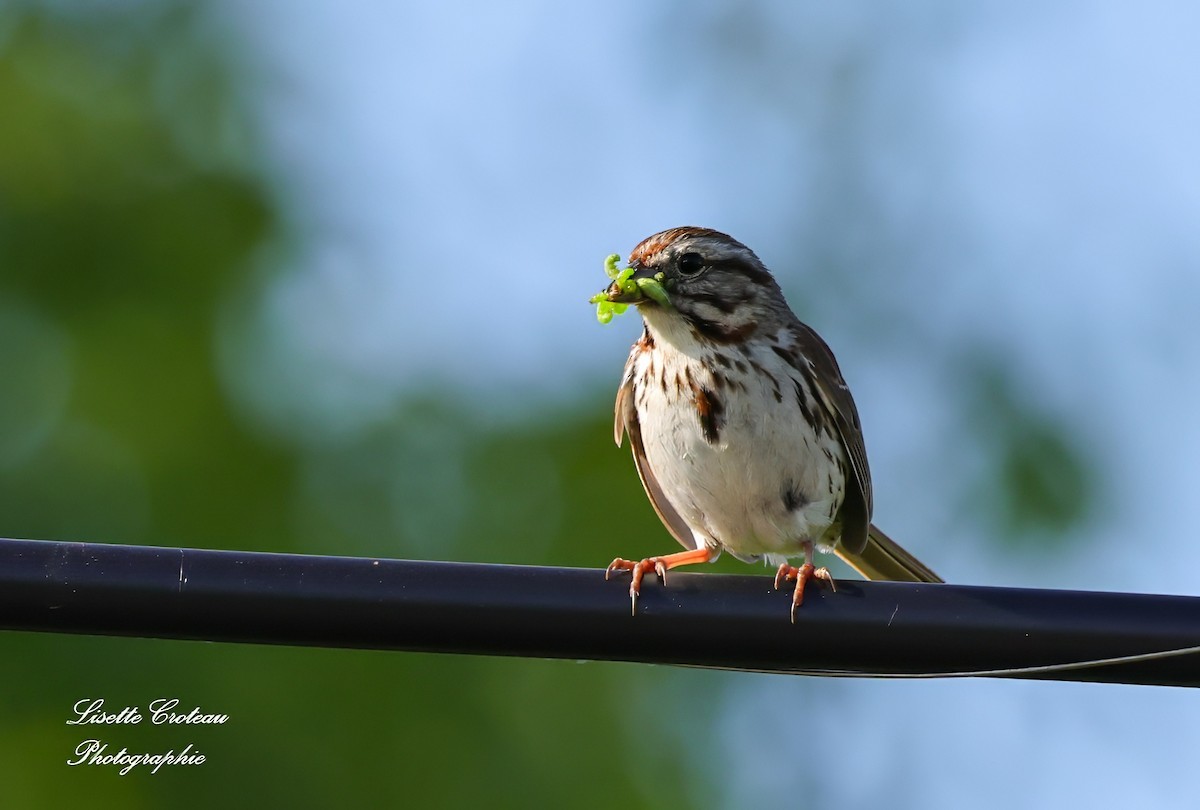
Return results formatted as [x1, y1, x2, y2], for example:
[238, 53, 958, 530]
[601, 264, 669, 306]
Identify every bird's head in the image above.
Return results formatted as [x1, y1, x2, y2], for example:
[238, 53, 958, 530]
[599, 226, 789, 344]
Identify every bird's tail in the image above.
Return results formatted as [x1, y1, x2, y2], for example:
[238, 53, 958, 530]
[834, 523, 942, 583]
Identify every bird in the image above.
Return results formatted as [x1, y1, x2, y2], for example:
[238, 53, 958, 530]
[597, 226, 941, 622]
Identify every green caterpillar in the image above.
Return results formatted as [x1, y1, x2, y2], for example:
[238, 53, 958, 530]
[589, 254, 671, 324]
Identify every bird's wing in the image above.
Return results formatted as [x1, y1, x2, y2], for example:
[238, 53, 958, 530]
[615, 353, 698, 551]
[794, 323, 872, 554]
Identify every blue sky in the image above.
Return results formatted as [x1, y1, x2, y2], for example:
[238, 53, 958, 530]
[215, 1, 1200, 805]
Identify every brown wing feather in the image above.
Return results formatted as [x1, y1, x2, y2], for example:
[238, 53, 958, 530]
[835, 523, 943, 583]
[614, 352, 698, 551]
[794, 323, 873, 554]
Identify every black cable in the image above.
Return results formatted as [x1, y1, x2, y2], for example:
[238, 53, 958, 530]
[1, 536, 1198, 687]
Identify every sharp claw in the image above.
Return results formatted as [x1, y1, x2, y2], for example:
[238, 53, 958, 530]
[791, 573, 808, 621]
[604, 557, 625, 581]
[607, 552, 710, 616]
[628, 562, 646, 617]
[773, 566, 788, 590]
[774, 562, 816, 622]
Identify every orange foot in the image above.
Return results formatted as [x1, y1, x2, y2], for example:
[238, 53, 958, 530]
[774, 562, 837, 623]
[605, 547, 712, 616]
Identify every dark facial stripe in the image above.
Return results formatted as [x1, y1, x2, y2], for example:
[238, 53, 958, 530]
[689, 316, 757, 344]
[707, 257, 776, 290]
[684, 291, 739, 314]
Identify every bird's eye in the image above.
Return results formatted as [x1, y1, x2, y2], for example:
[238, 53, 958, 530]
[678, 252, 705, 276]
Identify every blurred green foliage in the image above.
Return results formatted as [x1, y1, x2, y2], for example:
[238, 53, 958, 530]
[0, 1, 1097, 806]
[0, 4, 710, 806]
[0, 3, 287, 552]
[961, 353, 1093, 546]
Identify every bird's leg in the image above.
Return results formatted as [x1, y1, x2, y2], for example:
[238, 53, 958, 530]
[605, 547, 713, 616]
[773, 542, 836, 623]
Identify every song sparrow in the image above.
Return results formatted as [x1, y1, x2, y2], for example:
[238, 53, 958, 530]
[599, 227, 941, 621]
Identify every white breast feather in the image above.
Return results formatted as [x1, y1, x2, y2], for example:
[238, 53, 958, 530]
[632, 325, 846, 564]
